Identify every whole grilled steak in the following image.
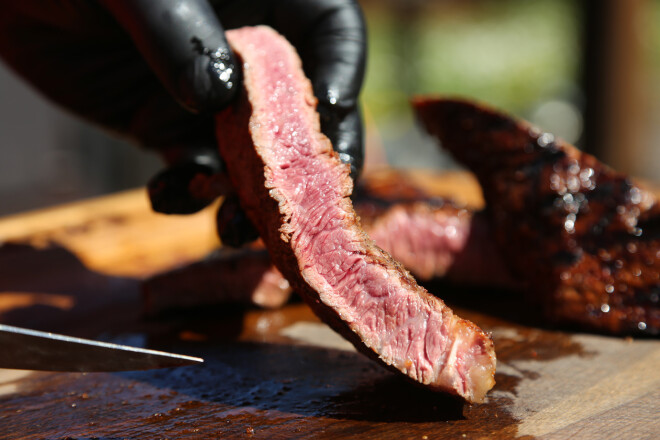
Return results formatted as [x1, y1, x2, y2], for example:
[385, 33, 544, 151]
[217, 27, 496, 402]
[414, 98, 660, 335]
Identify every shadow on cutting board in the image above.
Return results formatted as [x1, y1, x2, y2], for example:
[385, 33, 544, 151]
[118, 340, 467, 424]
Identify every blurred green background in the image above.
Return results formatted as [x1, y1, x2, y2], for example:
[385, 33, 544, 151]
[364, 0, 578, 123]
[361, 0, 581, 171]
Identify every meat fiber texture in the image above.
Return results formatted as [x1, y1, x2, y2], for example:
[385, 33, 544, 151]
[414, 97, 660, 335]
[216, 26, 496, 402]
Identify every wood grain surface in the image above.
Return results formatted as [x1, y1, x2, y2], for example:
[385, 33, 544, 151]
[0, 171, 658, 440]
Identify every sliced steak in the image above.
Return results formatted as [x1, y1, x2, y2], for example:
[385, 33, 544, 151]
[414, 97, 660, 335]
[217, 27, 496, 402]
[364, 204, 508, 287]
[142, 248, 291, 316]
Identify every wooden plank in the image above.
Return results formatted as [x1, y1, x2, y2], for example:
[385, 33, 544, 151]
[0, 189, 220, 278]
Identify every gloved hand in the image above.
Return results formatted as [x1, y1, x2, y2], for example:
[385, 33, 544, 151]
[0, 0, 366, 245]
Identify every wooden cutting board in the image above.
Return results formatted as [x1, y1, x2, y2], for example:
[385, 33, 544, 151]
[0, 170, 658, 440]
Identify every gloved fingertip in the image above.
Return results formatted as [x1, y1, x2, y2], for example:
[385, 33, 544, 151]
[319, 105, 364, 182]
[148, 162, 219, 214]
[216, 196, 260, 248]
[342, 155, 361, 181]
[177, 43, 242, 114]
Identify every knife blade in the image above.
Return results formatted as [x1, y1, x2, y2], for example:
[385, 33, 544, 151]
[0, 324, 203, 372]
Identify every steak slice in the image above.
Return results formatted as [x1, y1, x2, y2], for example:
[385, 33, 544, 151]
[414, 97, 660, 335]
[364, 201, 510, 287]
[142, 248, 291, 316]
[353, 171, 509, 285]
[217, 27, 496, 402]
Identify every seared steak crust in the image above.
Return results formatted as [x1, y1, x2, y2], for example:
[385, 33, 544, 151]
[414, 97, 660, 335]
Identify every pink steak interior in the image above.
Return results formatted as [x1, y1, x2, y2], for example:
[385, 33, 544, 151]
[223, 27, 496, 402]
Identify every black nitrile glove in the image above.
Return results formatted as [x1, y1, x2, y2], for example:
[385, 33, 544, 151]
[0, 0, 366, 245]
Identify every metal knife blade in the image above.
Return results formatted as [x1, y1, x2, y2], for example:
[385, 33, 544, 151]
[0, 324, 203, 372]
